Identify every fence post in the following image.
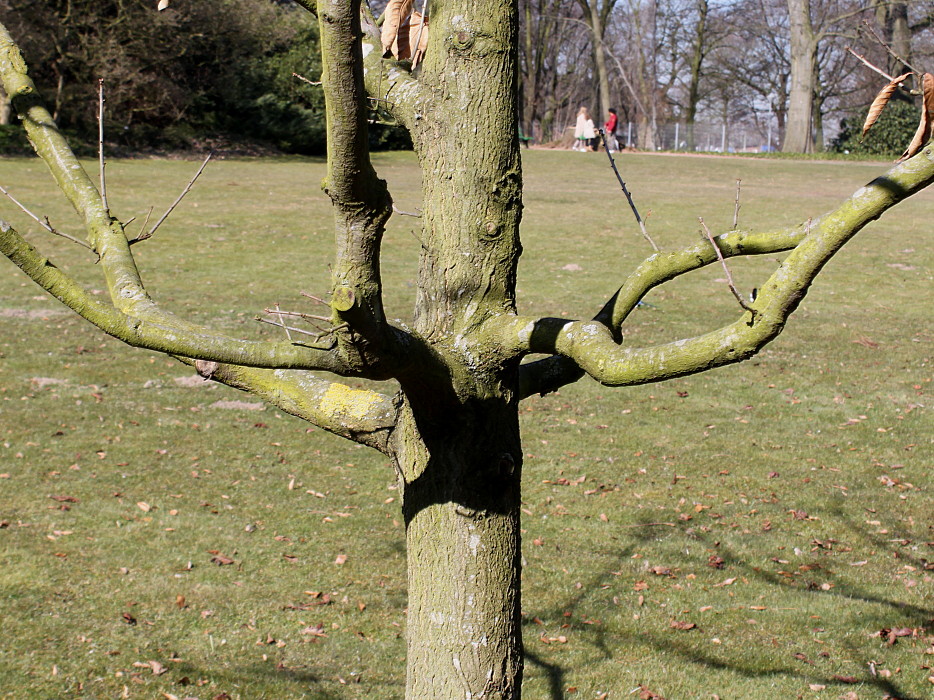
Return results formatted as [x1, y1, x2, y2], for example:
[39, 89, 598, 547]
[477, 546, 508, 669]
[627, 122, 633, 148]
[674, 122, 679, 151]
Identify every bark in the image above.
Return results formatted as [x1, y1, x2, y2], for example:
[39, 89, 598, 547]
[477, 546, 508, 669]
[684, 0, 709, 151]
[365, 0, 525, 694]
[394, 397, 523, 698]
[783, 0, 815, 153]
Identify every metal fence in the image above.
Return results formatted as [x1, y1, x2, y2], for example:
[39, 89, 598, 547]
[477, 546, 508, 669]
[616, 120, 780, 153]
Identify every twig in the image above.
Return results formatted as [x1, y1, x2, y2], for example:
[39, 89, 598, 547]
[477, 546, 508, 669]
[598, 129, 658, 251]
[392, 203, 422, 217]
[699, 217, 757, 319]
[263, 308, 332, 323]
[861, 20, 922, 76]
[300, 291, 331, 307]
[98, 78, 108, 216]
[845, 46, 895, 82]
[0, 184, 92, 250]
[732, 179, 741, 230]
[274, 303, 292, 342]
[411, 0, 429, 66]
[137, 152, 213, 241]
[134, 206, 154, 243]
[292, 72, 322, 87]
[619, 522, 677, 528]
[256, 316, 325, 338]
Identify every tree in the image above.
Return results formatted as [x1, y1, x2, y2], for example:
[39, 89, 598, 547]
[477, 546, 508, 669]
[1, 1, 932, 696]
[783, 0, 869, 153]
[0, 0, 325, 152]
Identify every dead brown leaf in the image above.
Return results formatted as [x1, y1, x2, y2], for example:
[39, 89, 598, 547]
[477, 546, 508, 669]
[210, 553, 235, 566]
[900, 72, 934, 160]
[669, 620, 696, 630]
[862, 72, 912, 140]
[380, 0, 414, 56]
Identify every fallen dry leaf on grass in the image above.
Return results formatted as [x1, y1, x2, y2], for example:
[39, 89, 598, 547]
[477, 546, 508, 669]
[669, 620, 696, 630]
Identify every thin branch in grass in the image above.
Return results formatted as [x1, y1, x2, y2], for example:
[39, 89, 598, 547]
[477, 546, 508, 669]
[598, 129, 658, 251]
[135, 152, 213, 242]
[699, 217, 757, 320]
[392, 204, 422, 217]
[292, 72, 322, 87]
[861, 20, 922, 76]
[732, 179, 742, 230]
[0, 184, 92, 250]
[98, 78, 109, 216]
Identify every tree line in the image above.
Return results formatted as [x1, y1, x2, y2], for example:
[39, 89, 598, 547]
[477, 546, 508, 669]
[2, 0, 934, 154]
[519, 0, 934, 153]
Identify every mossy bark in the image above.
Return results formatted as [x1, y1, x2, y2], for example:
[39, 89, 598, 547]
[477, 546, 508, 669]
[381, 0, 526, 695]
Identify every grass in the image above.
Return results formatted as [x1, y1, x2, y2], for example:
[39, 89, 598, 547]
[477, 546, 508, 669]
[0, 150, 931, 700]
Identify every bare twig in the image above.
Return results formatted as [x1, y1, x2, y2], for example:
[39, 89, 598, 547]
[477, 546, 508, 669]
[133, 206, 154, 243]
[392, 203, 422, 217]
[411, 0, 429, 66]
[0, 184, 92, 250]
[274, 303, 292, 342]
[845, 46, 896, 82]
[598, 129, 659, 251]
[699, 217, 757, 319]
[300, 291, 331, 307]
[263, 308, 332, 323]
[861, 20, 922, 76]
[98, 78, 108, 216]
[292, 72, 322, 87]
[137, 152, 213, 241]
[732, 179, 741, 230]
[256, 316, 325, 338]
[618, 522, 677, 528]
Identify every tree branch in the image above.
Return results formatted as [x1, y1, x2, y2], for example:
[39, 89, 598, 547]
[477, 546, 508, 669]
[175, 360, 397, 454]
[360, 5, 423, 128]
[0, 21, 357, 375]
[317, 0, 400, 375]
[0, 219, 352, 372]
[513, 149, 934, 394]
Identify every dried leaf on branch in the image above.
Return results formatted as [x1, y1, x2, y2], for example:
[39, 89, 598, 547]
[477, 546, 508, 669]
[380, 0, 429, 66]
[900, 72, 934, 161]
[381, 0, 414, 56]
[861, 72, 912, 140]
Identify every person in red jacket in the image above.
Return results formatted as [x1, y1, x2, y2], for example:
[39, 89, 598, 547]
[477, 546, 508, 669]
[603, 108, 619, 152]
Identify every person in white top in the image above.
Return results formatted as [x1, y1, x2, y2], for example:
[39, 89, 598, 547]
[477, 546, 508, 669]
[573, 106, 596, 151]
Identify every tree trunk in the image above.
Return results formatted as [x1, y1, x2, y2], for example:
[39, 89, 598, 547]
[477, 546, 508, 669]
[394, 398, 523, 698]
[391, 0, 525, 695]
[684, 0, 708, 152]
[783, 0, 815, 153]
[876, 0, 911, 77]
[589, 2, 612, 123]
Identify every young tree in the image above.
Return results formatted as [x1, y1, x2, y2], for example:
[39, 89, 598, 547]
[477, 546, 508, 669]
[1, 1, 932, 697]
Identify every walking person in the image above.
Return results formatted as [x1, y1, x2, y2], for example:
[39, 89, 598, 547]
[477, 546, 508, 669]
[573, 106, 596, 151]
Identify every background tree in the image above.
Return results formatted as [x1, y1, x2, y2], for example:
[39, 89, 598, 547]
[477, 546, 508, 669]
[1, 1, 933, 698]
[0, 0, 327, 152]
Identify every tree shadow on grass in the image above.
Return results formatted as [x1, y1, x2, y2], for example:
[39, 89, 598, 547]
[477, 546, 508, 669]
[522, 509, 931, 699]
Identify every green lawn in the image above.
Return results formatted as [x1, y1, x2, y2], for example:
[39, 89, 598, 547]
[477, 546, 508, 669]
[0, 151, 931, 700]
